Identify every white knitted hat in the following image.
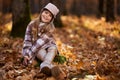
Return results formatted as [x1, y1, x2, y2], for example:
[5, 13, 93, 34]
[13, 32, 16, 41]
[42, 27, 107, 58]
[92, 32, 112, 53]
[44, 3, 59, 18]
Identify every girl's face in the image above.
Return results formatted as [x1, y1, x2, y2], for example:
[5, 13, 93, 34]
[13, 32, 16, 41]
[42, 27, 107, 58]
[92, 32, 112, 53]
[41, 10, 53, 23]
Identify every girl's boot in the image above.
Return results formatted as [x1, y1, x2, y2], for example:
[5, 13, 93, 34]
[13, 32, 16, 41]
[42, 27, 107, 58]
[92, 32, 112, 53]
[40, 46, 57, 76]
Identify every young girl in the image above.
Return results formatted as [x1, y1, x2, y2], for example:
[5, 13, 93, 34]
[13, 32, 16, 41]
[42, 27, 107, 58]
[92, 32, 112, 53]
[22, 3, 59, 76]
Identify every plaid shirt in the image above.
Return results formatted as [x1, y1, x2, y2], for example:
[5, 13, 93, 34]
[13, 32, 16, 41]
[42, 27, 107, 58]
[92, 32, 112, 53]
[22, 20, 56, 57]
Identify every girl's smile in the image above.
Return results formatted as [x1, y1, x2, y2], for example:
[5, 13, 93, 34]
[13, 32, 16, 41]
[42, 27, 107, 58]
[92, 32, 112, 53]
[41, 10, 53, 23]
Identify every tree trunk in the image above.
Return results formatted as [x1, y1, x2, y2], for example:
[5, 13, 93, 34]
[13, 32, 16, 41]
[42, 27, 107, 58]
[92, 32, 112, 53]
[66, 0, 74, 15]
[98, 0, 104, 17]
[2, 0, 12, 13]
[30, 0, 35, 13]
[50, 0, 63, 27]
[117, 0, 120, 15]
[60, 0, 67, 15]
[72, 0, 80, 16]
[11, 0, 31, 38]
[34, 0, 40, 13]
[0, 0, 3, 13]
[106, 0, 115, 22]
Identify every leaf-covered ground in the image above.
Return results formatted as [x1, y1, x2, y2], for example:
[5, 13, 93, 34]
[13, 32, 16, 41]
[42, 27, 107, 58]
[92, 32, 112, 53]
[0, 14, 120, 80]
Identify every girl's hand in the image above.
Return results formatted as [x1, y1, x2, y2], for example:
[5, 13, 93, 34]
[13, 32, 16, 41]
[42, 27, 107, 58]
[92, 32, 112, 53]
[23, 56, 30, 66]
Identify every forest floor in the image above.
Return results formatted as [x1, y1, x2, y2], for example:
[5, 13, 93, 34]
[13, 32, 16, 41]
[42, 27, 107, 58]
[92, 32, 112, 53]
[0, 13, 120, 80]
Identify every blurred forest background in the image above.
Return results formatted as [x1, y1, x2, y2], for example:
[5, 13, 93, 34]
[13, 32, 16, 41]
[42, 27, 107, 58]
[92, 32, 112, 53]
[0, 0, 120, 37]
[0, 0, 120, 80]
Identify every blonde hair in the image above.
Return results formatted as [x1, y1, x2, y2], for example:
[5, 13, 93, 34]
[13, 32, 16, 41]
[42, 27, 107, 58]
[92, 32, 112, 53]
[33, 13, 56, 34]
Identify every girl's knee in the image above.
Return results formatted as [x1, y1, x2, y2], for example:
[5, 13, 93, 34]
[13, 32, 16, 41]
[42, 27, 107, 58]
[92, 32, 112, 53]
[36, 49, 47, 61]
